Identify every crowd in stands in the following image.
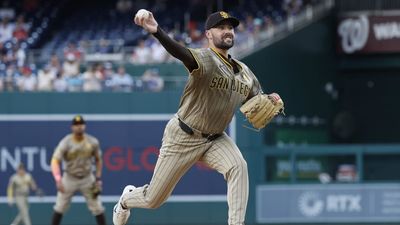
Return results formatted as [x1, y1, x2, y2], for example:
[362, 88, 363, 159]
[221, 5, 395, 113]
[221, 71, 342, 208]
[0, 51, 164, 92]
[79, 0, 320, 65]
[0, 0, 323, 92]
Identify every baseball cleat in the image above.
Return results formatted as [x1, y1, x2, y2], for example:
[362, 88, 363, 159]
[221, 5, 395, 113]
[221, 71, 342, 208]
[113, 185, 135, 225]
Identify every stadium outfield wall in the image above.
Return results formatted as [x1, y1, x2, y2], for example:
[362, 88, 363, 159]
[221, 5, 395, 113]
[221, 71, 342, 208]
[1, 94, 399, 225]
[0, 92, 262, 225]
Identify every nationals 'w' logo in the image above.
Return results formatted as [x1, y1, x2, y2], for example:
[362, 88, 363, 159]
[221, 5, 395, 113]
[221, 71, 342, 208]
[338, 15, 369, 54]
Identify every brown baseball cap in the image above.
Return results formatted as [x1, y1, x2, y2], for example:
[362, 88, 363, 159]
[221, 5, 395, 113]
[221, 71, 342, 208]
[72, 115, 85, 125]
[205, 11, 240, 30]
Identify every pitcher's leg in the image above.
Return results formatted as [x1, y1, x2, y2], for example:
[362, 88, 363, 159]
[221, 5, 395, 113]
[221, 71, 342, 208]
[122, 117, 207, 209]
[123, 144, 202, 209]
[201, 134, 248, 225]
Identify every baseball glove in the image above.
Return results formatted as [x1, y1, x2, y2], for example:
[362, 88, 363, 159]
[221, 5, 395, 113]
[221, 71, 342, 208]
[90, 185, 101, 199]
[240, 93, 284, 129]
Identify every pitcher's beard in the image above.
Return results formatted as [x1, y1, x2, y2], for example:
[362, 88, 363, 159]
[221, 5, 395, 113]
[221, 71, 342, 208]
[214, 39, 234, 50]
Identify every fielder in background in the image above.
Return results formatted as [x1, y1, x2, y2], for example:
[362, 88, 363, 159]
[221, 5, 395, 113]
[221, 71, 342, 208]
[50, 115, 107, 225]
[7, 163, 38, 225]
[113, 9, 283, 225]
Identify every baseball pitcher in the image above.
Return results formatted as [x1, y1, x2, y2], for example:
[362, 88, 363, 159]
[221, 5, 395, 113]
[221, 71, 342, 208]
[113, 10, 284, 225]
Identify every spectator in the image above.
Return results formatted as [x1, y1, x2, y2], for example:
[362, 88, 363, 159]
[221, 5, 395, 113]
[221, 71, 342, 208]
[62, 53, 80, 77]
[150, 40, 168, 63]
[283, 0, 304, 16]
[103, 62, 114, 80]
[14, 44, 26, 67]
[13, 16, 28, 42]
[37, 64, 56, 91]
[53, 73, 68, 92]
[261, 16, 275, 39]
[232, 23, 248, 55]
[82, 64, 102, 92]
[110, 66, 133, 92]
[94, 63, 106, 80]
[102, 62, 114, 90]
[131, 39, 151, 64]
[0, 17, 13, 43]
[49, 54, 61, 75]
[17, 66, 36, 92]
[78, 39, 91, 54]
[244, 14, 255, 33]
[95, 38, 112, 54]
[3, 45, 16, 65]
[3, 64, 17, 91]
[66, 73, 83, 92]
[187, 23, 203, 44]
[141, 68, 163, 92]
[63, 42, 82, 61]
[252, 18, 263, 43]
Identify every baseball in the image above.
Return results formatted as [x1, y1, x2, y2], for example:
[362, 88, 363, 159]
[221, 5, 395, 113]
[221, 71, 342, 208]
[136, 9, 150, 20]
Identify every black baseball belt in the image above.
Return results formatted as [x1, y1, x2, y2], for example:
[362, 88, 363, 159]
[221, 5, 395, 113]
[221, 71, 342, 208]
[178, 118, 222, 142]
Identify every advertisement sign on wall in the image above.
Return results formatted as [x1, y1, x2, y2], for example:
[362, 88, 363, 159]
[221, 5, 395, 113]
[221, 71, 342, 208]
[0, 114, 236, 202]
[257, 184, 400, 223]
[337, 12, 400, 54]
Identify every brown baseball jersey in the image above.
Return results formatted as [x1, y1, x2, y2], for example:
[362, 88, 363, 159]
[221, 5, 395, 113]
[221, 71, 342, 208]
[178, 47, 262, 134]
[52, 134, 101, 178]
